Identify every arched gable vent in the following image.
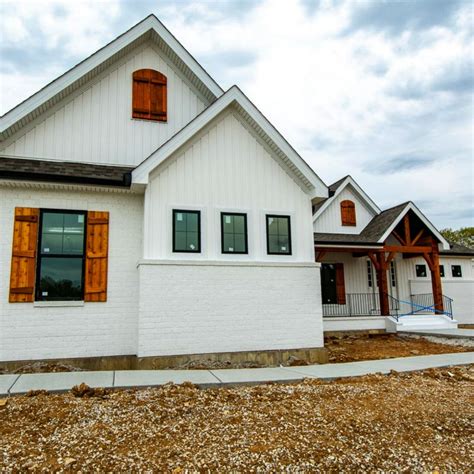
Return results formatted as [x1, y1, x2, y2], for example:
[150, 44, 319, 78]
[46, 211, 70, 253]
[340, 200, 356, 226]
[132, 69, 167, 122]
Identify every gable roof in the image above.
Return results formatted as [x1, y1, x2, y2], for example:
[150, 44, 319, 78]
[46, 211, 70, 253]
[313, 175, 380, 222]
[314, 201, 450, 250]
[0, 156, 133, 187]
[0, 14, 223, 140]
[132, 85, 328, 198]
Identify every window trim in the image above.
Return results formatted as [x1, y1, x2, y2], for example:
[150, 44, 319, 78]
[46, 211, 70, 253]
[35, 209, 87, 302]
[220, 212, 248, 255]
[265, 214, 292, 256]
[172, 209, 201, 253]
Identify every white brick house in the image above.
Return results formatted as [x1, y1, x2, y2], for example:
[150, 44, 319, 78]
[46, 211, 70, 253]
[1, 15, 472, 368]
[0, 15, 327, 367]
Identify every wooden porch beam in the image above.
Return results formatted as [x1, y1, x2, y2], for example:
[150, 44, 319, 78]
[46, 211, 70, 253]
[384, 245, 432, 254]
[314, 246, 382, 254]
[392, 230, 406, 246]
[368, 251, 380, 271]
[315, 251, 326, 262]
[404, 215, 411, 245]
[411, 229, 424, 246]
[385, 252, 396, 265]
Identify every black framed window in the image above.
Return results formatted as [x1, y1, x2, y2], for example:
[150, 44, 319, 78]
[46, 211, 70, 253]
[173, 210, 201, 253]
[266, 215, 291, 255]
[390, 261, 397, 287]
[439, 265, 445, 277]
[415, 264, 427, 277]
[221, 213, 248, 254]
[36, 210, 86, 301]
[452, 265, 462, 278]
[367, 260, 373, 288]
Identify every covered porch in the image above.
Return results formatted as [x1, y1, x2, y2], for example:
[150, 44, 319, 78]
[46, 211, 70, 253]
[314, 203, 454, 327]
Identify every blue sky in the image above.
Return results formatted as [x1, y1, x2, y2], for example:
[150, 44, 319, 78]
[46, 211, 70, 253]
[1, 0, 472, 229]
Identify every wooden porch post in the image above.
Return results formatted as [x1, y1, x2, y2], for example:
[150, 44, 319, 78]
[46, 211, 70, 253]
[427, 239, 444, 313]
[376, 252, 390, 316]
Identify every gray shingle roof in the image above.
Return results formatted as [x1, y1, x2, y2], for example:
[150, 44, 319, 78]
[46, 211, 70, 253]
[441, 242, 474, 256]
[314, 202, 409, 246]
[357, 202, 408, 241]
[0, 157, 133, 187]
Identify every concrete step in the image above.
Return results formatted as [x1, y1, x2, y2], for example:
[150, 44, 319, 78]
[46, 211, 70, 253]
[386, 314, 458, 332]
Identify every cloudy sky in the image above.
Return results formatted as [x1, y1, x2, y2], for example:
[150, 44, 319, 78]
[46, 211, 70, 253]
[1, 0, 472, 229]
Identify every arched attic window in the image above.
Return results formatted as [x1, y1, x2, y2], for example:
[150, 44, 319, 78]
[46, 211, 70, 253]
[132, 69, 167, 122]
[341, 200, 356, 226]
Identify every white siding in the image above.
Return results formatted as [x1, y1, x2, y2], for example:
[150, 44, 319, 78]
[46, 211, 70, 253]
[314, 186, 376, 234]
[0, 185, 143, 362]
[1, 43, 208, 167]
[144, 110, 315, 262]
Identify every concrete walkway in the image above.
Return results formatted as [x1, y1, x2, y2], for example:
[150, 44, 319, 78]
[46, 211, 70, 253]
[1, 352, 473, 396]
[400, 328, 474, 339]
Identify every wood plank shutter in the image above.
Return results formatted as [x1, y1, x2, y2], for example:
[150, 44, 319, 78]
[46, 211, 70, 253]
[9, 207, 39, 302]
[335, 263, 346, 305]
[132, 69, 167, 122]
[341, 200, 356, 226]
[84, 211, 109, 302]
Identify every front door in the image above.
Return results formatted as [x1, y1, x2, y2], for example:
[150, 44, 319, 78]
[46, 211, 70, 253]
[321, 264, 337, 304]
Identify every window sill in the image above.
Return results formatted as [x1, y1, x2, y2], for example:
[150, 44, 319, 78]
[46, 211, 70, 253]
[34, 301, 84, 308]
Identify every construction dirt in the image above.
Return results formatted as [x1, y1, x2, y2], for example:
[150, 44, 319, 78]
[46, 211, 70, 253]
[1, 365, 473, 471]
[325, 333, 472, 363]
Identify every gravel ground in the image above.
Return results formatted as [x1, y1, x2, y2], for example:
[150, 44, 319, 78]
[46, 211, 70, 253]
[1, 365, 473, 472]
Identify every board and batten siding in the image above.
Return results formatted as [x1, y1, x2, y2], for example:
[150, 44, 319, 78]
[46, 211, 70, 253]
[0, 43, 208, 167]
[143, 109, 316, 262]
[314, 186, 376, 234]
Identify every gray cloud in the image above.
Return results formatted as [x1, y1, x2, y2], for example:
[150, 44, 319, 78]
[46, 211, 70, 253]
[345, 0, 465, 35]
[363, 154, 435, 174]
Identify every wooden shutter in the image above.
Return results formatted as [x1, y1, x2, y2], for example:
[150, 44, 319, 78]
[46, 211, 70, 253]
[132, 69, 167, 122]
[341, 200, 356, 226]
[84, 211, 109, 302]
[9, 207, 39, 302]
[335, 263, 346, 305]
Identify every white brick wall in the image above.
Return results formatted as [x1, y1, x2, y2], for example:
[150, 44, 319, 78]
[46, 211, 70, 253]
[138, 261, 324, 357]
[0, 185, 143, 362]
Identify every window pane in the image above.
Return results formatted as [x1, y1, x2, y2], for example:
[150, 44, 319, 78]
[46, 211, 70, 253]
[63, 234, 84, 254]
[41, 233, 63, 254]
[174, 212, 186, 232]
[174, 231, 187, 251]
[38, 257, 83, 300]
[42, 213, 64, 234]
[63, 213, 85, 235]
[234, 233, 246, 253]
[233, 215, 245, 234]
[277, 217, 289, 236]
[222, 214, 234, 233]
[278, 235, 290, 253]
[267, 217, 279, 235]
[186, 212, 198, 232]
[416, 265, 426, 277]
[268, 235, 279, 253]
[223, 233, 235, 252]
[439, 265, 445, 277]
[186, 232, 199, 251]
[41, 212, 84, 255]
[452, 265, 462, 277]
